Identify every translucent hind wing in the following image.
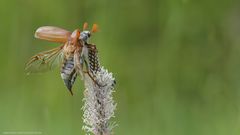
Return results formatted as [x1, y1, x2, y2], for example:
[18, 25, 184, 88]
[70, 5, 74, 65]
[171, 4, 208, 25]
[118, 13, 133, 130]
[25, 46, 64, 74]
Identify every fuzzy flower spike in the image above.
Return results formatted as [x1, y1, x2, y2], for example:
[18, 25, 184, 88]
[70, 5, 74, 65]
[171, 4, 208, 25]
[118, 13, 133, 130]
[82, 45, 116, 135]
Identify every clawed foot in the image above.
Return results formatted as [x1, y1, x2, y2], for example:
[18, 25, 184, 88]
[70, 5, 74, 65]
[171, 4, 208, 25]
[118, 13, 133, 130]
[83, 71, 107, 87]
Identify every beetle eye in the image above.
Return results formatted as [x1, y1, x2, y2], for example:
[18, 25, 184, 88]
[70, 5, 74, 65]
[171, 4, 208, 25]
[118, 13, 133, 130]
[87, 33, 91, 37]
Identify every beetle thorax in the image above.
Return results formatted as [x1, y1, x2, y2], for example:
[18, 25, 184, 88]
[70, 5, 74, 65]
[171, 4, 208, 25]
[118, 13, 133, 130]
[80, 31, 91, 43]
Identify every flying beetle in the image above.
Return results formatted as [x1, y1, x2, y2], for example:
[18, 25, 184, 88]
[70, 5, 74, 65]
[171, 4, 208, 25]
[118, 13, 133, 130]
[25, 23, 100, 95]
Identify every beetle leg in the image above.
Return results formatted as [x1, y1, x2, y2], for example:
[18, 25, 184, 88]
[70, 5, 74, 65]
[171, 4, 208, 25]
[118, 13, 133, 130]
[74, 51, 84, 79]
[83, 59, 105, 87]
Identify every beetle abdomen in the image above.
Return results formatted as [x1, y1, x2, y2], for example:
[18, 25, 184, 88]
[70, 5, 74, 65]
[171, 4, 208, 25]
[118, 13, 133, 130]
[88, 48, 116, 86]
[61, 56, 77, 95]
[88, 48, 100, 74]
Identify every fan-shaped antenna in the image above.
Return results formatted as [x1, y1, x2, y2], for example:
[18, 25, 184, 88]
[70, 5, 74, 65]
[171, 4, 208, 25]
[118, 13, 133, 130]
[83, 22, 88, 30]
[91, 24, 98, 33]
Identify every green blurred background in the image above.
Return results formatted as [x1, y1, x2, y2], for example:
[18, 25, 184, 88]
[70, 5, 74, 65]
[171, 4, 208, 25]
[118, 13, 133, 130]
[1, 0, 240, 134]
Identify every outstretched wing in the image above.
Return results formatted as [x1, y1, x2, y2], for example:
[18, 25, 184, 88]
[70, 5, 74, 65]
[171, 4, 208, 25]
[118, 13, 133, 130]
[25, 46, 64, 74]
[35, 26, 71, 43]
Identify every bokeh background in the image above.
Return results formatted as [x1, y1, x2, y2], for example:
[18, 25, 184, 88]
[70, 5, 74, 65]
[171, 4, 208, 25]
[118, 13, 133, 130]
[1, 0, 240, 134]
